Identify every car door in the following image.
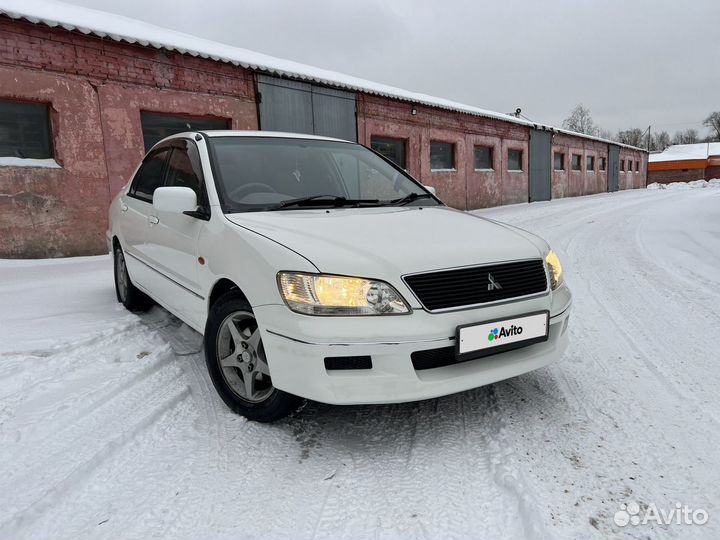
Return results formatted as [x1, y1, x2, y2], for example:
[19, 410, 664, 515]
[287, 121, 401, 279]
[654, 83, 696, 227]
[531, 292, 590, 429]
[143, 139, 208, 326]
[120, 146, 171, 294]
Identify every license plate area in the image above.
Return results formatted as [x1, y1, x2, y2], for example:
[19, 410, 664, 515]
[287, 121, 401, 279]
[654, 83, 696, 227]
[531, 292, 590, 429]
[456, 311, 549, 361]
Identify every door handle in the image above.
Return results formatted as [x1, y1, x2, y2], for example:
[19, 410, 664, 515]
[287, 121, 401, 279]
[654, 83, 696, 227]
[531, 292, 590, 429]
[120, 203, 128, 212]
[148, 215, 159, 225]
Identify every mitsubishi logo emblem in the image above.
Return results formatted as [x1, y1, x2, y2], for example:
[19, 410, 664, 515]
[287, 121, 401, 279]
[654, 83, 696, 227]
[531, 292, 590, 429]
[487, 273, 502, 291]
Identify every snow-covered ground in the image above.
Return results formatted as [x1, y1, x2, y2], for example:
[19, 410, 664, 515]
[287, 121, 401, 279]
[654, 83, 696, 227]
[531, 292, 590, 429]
[1, 187, 719, 539]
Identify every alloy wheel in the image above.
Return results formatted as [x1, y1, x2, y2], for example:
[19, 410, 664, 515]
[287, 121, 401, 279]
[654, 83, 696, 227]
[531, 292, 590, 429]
[215, 311, 273, 403]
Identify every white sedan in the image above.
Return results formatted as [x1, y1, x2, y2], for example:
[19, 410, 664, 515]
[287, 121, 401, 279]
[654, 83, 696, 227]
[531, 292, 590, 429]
[108, 131, 571, 421]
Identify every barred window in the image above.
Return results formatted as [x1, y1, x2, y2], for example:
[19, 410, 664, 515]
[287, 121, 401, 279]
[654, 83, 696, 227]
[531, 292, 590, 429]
[474, 146, 493, 170]
[508, 149, 523, 171]
[430, 142, 455, 170]
[371, 136, 406, 169]
[0, 100, 53, 159]
[571, 154, 581, 171]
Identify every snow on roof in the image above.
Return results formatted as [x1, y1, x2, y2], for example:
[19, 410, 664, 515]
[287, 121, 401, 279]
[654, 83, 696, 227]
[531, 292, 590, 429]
[649, 142, 720, 163]
[0, 0, 647, 152]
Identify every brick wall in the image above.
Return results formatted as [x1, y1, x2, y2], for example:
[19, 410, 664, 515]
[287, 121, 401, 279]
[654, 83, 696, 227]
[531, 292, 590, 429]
[0, 17, 257, 257]
[647, 168, 706, 184]
[0, 16, 649, 257]
[619, 148, 648, 190]
[551, 134, 609, 198]
[357, 94, 530, 209]
[705, 166, 720, 180]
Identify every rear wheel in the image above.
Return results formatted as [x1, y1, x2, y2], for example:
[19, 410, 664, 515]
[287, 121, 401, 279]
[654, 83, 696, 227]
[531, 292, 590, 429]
[113, 244, 153, 312]
[204, 292, 301, 422]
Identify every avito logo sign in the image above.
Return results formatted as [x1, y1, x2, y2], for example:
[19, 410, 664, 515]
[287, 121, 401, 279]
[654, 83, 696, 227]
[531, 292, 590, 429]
[487, 325, 523, 342]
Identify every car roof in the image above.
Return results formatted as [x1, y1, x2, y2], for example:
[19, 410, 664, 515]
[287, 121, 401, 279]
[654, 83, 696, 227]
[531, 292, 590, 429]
[198, 130, 352, 143]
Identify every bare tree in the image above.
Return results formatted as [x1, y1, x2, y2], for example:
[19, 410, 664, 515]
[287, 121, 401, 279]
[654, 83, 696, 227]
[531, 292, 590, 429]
[596, 128, 615, 141]
[671, 129, 699, 145]
[616, 128, 646, 147]
[652, 130, 671, 151]
[562, 104, 598, 136]
[703, 112, 720, 140]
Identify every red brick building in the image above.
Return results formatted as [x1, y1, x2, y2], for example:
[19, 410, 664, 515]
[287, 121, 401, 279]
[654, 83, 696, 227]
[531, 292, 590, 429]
[0, 2, 648, 258]
[648, 143, 720, 184]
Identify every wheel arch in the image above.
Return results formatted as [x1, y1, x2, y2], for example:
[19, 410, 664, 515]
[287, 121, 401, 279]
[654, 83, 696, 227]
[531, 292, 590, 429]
[208, 278, 250, 310]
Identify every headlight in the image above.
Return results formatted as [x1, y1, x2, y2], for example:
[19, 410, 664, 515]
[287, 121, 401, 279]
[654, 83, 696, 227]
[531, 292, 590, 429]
[545, 250, 564, 290]
[277, 272, 411, 315]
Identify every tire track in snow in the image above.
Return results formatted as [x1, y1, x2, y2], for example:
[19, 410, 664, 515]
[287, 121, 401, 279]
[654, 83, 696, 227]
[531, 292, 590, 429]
[0, 382, 191, 537]
[476, 188, 720, 537]
[302, 392, 538, 540]
[469, 386, 547, 540]
[0, 315, 193, 533]
[576, 194, 720, 428]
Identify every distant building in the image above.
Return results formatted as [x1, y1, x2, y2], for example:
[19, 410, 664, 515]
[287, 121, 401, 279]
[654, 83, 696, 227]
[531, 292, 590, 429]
[0, 1, 648, 257]
[648, 143, 720, 184]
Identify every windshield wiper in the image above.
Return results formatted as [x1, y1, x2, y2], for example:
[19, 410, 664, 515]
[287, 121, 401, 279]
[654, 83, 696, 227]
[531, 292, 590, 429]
[271, 195, 381, 210]
[389, 192, 435, 206]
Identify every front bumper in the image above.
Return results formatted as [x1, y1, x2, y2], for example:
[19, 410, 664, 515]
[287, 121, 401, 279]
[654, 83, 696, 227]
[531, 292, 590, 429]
[255, 284, 571, 405]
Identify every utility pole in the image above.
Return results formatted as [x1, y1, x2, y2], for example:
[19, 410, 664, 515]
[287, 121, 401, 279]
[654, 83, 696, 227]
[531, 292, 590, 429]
[647, 125, 651, 152]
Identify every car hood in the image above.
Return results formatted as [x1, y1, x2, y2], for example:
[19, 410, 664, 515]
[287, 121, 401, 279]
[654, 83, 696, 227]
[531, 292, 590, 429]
[225, 206, 547, 281]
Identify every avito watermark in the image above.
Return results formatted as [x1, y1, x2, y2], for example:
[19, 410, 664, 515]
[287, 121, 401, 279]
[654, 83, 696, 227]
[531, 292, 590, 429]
[614, 501, 708, 527]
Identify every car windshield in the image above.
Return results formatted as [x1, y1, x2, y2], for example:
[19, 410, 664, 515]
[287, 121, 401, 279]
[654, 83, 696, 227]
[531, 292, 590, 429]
[206, 136, 439, 212]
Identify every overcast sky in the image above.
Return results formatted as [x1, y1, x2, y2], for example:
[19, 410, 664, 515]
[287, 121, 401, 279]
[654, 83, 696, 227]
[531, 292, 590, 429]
[64, 0, 720, 135]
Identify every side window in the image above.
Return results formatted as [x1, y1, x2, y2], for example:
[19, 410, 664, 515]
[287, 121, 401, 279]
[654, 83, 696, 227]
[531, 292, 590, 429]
[164, 143, 202, 200]
[130, 149, 170, 203]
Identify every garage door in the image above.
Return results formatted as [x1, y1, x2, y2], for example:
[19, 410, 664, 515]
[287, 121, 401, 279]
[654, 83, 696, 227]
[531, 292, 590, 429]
[608, 144, 620, 192]
[528, 129, 552, 202]
[257, 75, 357, 141]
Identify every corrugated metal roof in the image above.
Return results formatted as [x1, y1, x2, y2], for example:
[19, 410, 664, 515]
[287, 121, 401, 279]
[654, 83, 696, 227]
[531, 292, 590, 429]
[0, 0, 647, 152]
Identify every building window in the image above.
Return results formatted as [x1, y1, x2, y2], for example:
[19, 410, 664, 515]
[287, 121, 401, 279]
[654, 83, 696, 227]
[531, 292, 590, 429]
[571, 154, 581, 171]
[554, 152, 565, 171]
[620, 160, 625, 172]
[430, 142, 454, 170]
[474, 146, 493, 170]
[635, 161, 640, 172]
[371, 136, 406, 169]
[586, 155, 595, 172]
[507, 149, 522, 171]
[140, 113, 230, 152]
[0, 100, 53, 159]
[599, 157, 606, 171]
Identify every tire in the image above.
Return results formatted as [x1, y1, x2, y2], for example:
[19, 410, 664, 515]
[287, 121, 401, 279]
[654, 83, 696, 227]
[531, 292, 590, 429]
[204, 292, 302, 422]
[113, 244, 153, 312]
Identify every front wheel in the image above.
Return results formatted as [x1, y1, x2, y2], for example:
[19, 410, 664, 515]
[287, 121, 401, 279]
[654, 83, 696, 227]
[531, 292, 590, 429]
[204, 292, 301, 422]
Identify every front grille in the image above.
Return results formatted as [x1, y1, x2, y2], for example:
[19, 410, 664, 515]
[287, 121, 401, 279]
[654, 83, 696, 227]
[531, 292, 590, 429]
[404, 259, 548, 311]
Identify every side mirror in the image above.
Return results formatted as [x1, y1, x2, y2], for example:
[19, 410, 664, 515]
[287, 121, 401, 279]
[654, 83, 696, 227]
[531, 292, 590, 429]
[153, 186, 197, 214]
[424, 185, 437, 196]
